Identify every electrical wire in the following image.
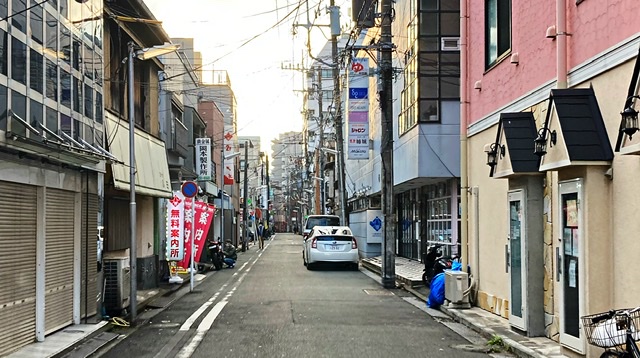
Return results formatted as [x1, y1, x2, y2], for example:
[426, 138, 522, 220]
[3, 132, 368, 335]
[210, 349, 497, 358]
[0, 0, 49, 22]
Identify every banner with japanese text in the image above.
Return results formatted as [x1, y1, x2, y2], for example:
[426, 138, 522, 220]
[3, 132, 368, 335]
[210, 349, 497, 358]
[347, 57, 370, 159]
[177, 197, 194, 270]
[223, 124, 236, 184]
[177, 200, 215, 269]
[166, 192, 185, 261]
[193, 202, 215, 263]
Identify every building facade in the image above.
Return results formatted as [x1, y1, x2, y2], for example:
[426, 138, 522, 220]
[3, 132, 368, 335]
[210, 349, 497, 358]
[0, 0, 107, 354]
[463, 1, 640, 356]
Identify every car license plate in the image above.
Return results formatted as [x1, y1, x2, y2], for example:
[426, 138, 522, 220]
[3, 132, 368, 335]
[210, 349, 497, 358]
[328, 245, 340, 251]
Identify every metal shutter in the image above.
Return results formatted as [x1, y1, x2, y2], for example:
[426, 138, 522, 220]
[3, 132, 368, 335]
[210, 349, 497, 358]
[45, 188, 75, 334]
[0, 181, 37, 356]
[81, 193, 99, 318]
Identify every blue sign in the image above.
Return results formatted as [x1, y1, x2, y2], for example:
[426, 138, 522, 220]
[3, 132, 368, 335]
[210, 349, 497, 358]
[181, 181, 198, 198]
[369, 216, 382, 232]
[349, 88, 368, 99]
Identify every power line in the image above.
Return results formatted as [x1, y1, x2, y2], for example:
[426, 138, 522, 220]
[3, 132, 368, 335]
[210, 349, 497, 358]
[0, 0, 49, 23]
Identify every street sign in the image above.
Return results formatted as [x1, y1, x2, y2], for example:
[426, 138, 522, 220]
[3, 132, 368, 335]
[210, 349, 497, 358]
[181, 181, 198, 198]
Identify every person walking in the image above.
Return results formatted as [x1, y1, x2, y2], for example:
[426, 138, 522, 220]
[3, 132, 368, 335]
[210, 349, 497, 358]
[257, 221, 265, 250]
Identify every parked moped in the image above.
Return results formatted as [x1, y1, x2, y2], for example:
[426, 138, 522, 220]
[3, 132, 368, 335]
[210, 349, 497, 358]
[422, 244, 457, 287]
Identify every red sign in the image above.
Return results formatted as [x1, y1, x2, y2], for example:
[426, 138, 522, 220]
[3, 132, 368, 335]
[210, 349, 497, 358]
[177, 200, 215, 269]
[166, 192, 185, 261]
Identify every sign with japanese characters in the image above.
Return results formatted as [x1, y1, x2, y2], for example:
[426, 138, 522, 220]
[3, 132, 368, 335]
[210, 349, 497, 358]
[223, 124, 236, 185]
[195, 138, 211, 181]
[347, 57, 370, 160]
[166, 192, 185, 261]
[177, 200, 216, 269]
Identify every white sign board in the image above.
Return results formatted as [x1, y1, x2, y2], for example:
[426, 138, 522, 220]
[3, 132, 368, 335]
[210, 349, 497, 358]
[195, 137, 211, 181]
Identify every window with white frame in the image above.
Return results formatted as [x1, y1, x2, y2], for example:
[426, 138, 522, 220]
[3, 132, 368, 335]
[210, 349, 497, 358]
[485, 0, 511, 68]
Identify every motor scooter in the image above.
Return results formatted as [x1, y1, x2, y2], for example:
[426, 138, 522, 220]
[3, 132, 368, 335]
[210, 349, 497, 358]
[422, 244, 457, 286]
[207, 240, 224, 270]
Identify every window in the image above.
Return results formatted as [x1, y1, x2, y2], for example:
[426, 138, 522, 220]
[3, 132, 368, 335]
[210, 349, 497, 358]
[84, 83, 92, 118]
[0, 29, 7, 76]
[10, 91, 27, 137]
[485, 0, 511, 68]
[30, 99, 43, 141]
[46, 58, 57, 100]
[30, 3, 43, 44]
[11, 38, 27, 85]
[45, 106, 57, 133]
[12, 0, 27, 33]
[0, 85, 6, 131]
[45, 11, 57, 57]
[61, 69, 70, 108]
[95, 91, 102, 123]
[73, 76, 81, 113]
[30, 49, 43, 94]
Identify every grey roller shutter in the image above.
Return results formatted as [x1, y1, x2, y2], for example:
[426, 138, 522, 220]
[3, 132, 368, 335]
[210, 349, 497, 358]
[0, 181, 37, 356]
[81, 193, 98, 318]
[45, 188, 75, 334]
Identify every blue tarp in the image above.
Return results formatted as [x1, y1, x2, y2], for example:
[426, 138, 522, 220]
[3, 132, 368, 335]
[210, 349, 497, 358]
[426, 261, 462, 308]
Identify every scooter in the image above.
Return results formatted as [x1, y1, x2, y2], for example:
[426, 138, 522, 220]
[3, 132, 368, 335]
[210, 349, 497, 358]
[207, 240, 224, 271]
[422, 244, 457, 287]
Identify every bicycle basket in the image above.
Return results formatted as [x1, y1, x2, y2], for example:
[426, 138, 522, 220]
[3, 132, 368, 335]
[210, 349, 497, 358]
[581, 309, 640, 349]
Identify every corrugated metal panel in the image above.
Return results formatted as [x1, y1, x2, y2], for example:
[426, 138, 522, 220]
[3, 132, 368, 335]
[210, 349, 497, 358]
[81, 193, 98, 318]
[45, 188, 75, 334]
[0, 181, 37, 356]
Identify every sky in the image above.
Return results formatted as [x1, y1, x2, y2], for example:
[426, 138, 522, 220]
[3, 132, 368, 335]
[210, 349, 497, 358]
[144, 0, 344, 153]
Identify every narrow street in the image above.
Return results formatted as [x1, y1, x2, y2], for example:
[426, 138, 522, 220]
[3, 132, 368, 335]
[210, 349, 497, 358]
[98, 234, 494, 358]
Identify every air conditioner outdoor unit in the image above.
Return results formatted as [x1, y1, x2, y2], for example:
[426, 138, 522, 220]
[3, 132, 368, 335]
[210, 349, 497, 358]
[444, 270, 471, 309]
[103, 257, 131, 316]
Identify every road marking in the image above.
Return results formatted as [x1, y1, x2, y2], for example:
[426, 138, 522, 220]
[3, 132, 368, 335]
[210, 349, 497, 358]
[175, 301, 227, 358]
[173, 249, 262, 357]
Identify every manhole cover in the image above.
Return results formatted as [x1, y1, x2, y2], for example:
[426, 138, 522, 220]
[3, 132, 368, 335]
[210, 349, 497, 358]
[363, 289, 394, 296]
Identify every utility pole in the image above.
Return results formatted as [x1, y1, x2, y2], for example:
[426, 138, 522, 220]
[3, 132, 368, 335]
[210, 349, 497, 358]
[329, 1, 347, 225]
[380, 0, 396, 289]
[242, 140, 249, 252]
[265, 155, 270, 232]
[316, 67, 325, 214]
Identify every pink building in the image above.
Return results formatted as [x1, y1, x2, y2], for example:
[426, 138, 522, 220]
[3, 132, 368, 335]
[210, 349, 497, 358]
[462, 1, 640, 356]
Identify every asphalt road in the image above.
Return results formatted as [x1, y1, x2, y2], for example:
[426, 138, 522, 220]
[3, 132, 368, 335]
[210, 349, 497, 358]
[99, 233, 494, 358]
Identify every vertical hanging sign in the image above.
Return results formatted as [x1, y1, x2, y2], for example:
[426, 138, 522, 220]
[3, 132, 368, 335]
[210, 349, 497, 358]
[166, 191, 185, 261]
[223, 124, 236, 184]
[347, 57, 370, 159]
[195, 138, 211, 181]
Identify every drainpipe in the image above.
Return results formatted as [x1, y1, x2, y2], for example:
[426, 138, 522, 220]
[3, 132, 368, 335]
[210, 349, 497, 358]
[460, 0, 469, 274]
[557, 0, 567, 89]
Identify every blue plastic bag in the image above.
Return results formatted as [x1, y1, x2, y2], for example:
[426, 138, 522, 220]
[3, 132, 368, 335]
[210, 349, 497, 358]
[426, 272, 446, 308]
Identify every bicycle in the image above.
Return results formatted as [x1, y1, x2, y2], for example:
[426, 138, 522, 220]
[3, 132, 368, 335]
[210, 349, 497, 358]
[582, 307, 640, 357]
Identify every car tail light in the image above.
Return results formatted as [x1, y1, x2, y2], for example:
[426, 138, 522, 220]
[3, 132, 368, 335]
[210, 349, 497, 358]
[311, 238, 317, 249]
[352, 239, 357, 249]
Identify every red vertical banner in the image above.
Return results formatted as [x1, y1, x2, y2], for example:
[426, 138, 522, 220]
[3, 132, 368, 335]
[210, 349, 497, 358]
[193, 202, 215, 263]
[177, 197, 194, 270]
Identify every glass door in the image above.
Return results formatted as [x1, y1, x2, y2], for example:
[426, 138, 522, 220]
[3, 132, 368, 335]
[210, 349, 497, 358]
[559, 180, 584, 353]
[508, 190, 526, 330]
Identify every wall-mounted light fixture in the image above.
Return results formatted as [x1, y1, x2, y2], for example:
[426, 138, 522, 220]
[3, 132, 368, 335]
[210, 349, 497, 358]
[486, 142, 505, 167]
[620, 95, 640, 140]
[534, 128, 557, 156]
[474, 80, 482, 90]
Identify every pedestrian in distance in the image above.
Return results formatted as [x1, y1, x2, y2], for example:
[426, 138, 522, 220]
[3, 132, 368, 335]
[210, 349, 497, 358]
[257, 221, 265, 250]
[222, 240, 237, 268]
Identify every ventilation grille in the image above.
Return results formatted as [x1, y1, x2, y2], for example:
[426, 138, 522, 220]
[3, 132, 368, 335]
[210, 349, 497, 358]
[441, 37, 460, 51]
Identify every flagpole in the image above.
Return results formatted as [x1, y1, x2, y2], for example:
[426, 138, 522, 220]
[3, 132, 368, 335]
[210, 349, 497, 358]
[190, 199, 195, 292]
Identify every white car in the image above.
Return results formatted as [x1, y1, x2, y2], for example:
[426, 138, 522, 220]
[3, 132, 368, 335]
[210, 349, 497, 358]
[302, 226, 359, 270]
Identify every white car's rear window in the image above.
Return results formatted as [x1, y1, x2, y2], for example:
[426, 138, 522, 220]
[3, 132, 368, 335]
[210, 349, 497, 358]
[306, 217, 340, 229]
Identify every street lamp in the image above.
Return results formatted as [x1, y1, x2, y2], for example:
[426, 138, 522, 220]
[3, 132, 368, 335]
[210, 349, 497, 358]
[320, 147, 346, 224]
[128, 41, 179, 324]
[220, 150, 241, 250]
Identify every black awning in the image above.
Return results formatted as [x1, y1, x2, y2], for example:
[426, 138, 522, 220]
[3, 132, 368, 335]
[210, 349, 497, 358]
[489, 112, 540, 178]
[546, 87, 613, 162]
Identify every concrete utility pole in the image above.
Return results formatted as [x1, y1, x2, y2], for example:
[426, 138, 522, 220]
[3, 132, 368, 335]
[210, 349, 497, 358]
[265, 155, 270, 231]
[242, 140, 249, 252]
[316, 67, 325, 214]
[380, 0, 396, 289]
[329, 1, 347, 225]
